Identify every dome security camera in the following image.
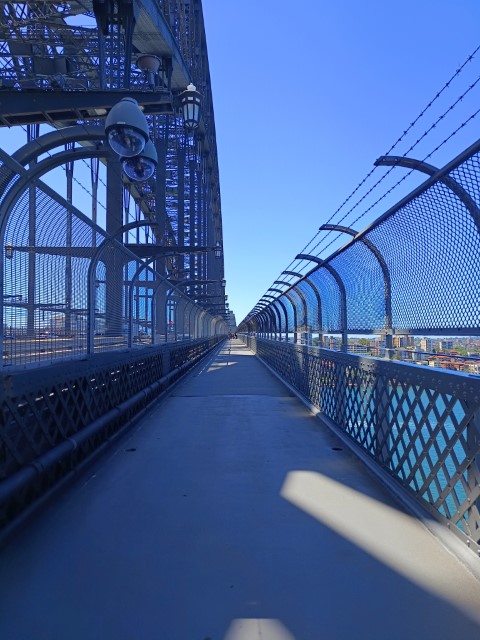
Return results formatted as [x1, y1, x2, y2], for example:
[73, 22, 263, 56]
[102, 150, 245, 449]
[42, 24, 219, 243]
[121, 139, 158, 182]
[105, 97, 150, 158]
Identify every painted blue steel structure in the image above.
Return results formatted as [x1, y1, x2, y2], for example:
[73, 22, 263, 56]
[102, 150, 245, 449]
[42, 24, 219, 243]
[1, 5, 480, 622]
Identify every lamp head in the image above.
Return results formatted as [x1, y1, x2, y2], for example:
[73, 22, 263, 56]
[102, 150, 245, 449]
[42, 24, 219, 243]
[105, 97, 149, 157]
[179, 83, 202, 129]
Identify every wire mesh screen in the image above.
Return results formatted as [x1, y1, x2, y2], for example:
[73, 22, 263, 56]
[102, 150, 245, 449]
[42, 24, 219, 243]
[296, 279, 320, 331]
[329, 241, 386, 331]
[3, 186, 104, 365]
[366, 179, 480, 331]
[308, 268, 342, 332]
[2, 171, 222, 369]
[285, 288, 306, 329]
[245, 143, 480, 339]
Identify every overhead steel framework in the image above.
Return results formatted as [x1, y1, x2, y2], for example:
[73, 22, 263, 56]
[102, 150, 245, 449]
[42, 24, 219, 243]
[0, 0, 228, 365]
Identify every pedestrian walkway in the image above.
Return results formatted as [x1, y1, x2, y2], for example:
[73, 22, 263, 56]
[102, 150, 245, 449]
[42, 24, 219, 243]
[1, 339, 480, 640]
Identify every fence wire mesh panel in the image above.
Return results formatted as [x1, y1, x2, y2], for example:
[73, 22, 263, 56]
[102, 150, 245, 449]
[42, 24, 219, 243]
[243, 336, 480, 554]
[241, 141, 480, 340]
[1, 164, 223, 368]
[329, 241, 386, 332]
[365, 179, 480, 332]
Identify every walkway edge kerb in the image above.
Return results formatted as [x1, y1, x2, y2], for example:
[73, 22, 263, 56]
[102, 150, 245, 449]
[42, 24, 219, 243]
[0, 339, 226, 548]
[247, 346, 480, 582]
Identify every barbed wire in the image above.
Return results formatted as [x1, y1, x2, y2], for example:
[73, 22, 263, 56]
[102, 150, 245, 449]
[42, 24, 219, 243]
[306, 70, 480, 260]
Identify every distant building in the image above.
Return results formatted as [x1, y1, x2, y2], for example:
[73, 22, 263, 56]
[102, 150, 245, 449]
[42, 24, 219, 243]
[393, 335, 413, 348]
[439, 339, 454, 351]
[327, 336, 341, 350]
[412, 348, 427, 362]
[351, 343, 368, 354]
[420, 338, 435, 353]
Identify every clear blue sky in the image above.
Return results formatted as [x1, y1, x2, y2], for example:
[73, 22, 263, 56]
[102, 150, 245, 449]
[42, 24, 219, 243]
[202, 0, 480, 325]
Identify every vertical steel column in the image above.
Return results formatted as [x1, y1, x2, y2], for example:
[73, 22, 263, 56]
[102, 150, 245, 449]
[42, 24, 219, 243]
[189, 155, 196, 280]
[194, 161, 203, 281]
[90, 157, 99, 245]
[155, 133, 168, 341]
[65, 146, 73, 336]
[105, 158, 124, 335]
[27, 125, 38, 337]
[177, 141, 185, 276]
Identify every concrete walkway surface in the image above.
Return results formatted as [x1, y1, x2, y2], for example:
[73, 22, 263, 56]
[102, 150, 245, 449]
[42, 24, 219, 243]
[1, 339, 480, 640]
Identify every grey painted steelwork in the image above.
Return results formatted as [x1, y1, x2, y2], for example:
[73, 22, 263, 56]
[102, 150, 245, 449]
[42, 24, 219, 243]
[242, 335, 480, 556]
[0, 142, 225, 364]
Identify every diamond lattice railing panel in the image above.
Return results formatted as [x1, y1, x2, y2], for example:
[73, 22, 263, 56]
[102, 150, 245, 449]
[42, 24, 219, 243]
[249, 337, 480, 551]
[0, 337, 221, 526]
[0, 339, 218, 480]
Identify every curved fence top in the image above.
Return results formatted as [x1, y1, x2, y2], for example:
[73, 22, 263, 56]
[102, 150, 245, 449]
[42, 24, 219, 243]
[241, 139, 480, 338]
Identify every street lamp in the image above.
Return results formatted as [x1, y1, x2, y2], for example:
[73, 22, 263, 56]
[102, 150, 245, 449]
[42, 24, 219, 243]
[221, 278, 226, 288]
[178, 83, 202, 129]
[105, 97, 150, 157]
[215, 241, 222, 258]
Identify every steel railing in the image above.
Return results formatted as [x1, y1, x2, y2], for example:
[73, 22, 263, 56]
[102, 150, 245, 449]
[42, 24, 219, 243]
[242, 335, 480, 555]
